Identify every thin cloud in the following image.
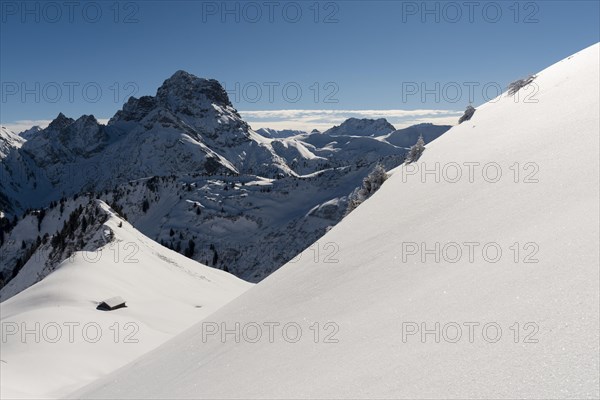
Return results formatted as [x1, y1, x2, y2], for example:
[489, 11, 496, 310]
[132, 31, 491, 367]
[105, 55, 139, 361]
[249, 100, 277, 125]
[2, 109, 460, 135]
[1, 120, 53, 134]
[240, 109, 462, 132]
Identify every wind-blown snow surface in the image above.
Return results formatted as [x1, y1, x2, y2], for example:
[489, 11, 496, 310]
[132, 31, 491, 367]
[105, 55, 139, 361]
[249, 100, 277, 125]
[0, 202, 250, 399]
[75, 44, 599, 399]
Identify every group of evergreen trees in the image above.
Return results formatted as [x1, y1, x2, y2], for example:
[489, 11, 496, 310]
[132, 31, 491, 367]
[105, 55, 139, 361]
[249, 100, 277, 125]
[404, 135, 426, 163]
[0, 202, 107, 288]
[346, 164, 389, 215]
[161, 229, 220, 268]
[0, 214, 18, 246]
[49, 203, 105, 257]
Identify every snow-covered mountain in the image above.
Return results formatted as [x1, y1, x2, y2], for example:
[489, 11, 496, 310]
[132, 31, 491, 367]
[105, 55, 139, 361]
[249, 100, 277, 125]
[73, 43, 599, 399]
[324, 117, 396, 136]
[255, 127, 307, 138]
[0, 200, 250, 399]
[384, 123, 453, 148]
[0, 127, 25, 212]
[17, 126, 42, 140]
[0, 71, 447, 220]
[0, 71, 297, 215]
[0, 126, 24, 158]
[0, 167, 382, 286]
[1, 71, 451, 285]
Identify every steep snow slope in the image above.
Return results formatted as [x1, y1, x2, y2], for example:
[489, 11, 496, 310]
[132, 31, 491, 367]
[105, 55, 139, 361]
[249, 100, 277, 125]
[0, 126, 24, 158]
[0, 126, 26, 211]
[0, 201, 251, 399]
[75, 43, 599, 399]
[0, 196, 107, 295]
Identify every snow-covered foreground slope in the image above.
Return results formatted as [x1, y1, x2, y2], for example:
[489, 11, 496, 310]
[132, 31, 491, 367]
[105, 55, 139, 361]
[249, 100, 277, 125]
[75, 43, 599, 399]
[0, 202, 251, 399]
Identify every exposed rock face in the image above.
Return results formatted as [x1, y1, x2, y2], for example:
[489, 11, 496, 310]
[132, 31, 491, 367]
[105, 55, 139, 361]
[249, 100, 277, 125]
[324, 118, 396, 137]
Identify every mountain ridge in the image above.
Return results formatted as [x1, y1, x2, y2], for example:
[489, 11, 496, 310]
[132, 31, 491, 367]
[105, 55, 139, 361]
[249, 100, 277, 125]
[1, 71, 450, 286]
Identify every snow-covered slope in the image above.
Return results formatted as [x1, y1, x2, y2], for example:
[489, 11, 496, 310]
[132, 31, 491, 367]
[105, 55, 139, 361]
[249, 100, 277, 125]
[0, 196, 107, 295]
[75, 43, 599, 399]
[255, 128, 307, 138]
[384, 123, 452, 148]
[0, 127, 26, 211]
[0, 201, 251, 399]
[0, 126, 24, 158]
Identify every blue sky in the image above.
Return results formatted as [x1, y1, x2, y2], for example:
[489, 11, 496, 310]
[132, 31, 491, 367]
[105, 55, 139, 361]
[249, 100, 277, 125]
[1, 0, 599, 131]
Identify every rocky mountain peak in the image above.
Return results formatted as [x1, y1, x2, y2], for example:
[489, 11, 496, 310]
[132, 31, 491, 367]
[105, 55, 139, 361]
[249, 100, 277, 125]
[110, 96, 158, 123]
[324, 118, 396, 137]
[18, 125, 42, 140]
[70, 114, 101, 132]
[47, 113, 75, 131]
[109, 71, 235, 125]
[156, 70, 233, 112]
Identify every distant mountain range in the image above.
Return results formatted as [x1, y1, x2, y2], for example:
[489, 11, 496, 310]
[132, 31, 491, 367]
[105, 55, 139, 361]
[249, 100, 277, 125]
[0, 71, 451, 289]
